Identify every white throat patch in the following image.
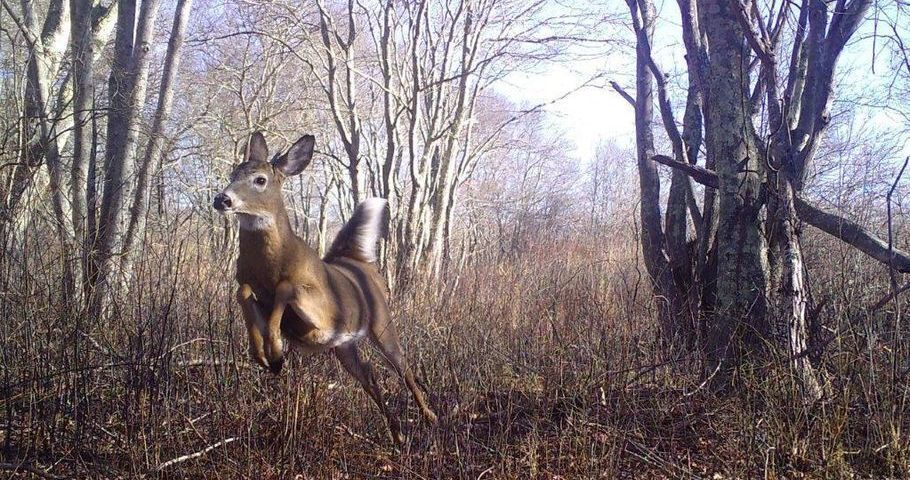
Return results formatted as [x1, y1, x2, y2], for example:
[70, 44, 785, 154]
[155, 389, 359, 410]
[237, 213, 275, 231]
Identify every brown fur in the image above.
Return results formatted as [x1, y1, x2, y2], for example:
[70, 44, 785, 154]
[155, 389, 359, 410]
[215, 132, 437, 444]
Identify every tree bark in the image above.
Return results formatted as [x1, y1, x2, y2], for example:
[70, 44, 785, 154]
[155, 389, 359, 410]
[69, 0, 94, 299]
[627, 0, 681, 342]
[17, 0, 78, 297]
[93, 0, 161, 316]
[699, 0, 770, 371]
[121, 0, 194, 278]
[773, 177, 823, 400]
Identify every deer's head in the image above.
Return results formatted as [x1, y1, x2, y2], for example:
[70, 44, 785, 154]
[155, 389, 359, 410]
[213, 132, 315, 230]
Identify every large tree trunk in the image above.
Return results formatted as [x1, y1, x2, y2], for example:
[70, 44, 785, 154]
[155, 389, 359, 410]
[699, 0, 770, 371]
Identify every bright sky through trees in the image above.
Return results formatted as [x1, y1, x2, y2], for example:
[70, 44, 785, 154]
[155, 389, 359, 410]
[498, 4, 909, 165]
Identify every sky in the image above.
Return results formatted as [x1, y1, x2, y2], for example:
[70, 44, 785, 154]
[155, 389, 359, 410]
[494, 2, 910, 167]
[495, 55, 636, 162]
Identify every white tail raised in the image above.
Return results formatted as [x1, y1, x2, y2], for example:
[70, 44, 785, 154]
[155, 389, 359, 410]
[324, 198, 388, 263]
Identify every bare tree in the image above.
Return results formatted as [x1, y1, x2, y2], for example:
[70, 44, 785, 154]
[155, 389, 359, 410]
[621, 0, 885, 399]
[0, 0, 117, 301]
[304, 0, 585, 283]
[91, 0, 163, 314]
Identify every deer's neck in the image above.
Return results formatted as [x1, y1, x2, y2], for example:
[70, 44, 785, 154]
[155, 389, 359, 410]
[236, 207, 329, 297]
[237, 208, 295, 262]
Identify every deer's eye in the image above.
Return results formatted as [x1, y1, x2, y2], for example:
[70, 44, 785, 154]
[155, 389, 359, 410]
[254, 176, 267, 186]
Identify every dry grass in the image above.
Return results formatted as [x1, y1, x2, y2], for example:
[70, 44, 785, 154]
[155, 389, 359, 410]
[2, 219, 910, 478]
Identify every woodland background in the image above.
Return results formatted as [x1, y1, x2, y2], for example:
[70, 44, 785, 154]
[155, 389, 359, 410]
[2, 0, 910, 477]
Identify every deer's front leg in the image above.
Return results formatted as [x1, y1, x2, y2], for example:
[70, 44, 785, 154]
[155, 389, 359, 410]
[265, 281, 294, 374]
[236, 284, 268, 369]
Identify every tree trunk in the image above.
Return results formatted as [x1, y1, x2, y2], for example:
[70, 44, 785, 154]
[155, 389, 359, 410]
[773, 178, 823, 400]
[317, 187, 331, 257]
[69, 0, 94, 303]
[93, 0, 161, 316]
[121, 0, 194, 278]
[628, 0, 681, 343]
[19, 0, 78, 299]
[699, 0, 770, 371]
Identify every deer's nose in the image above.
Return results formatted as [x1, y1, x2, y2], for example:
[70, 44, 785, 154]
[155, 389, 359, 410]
[213, 193, 233, 211]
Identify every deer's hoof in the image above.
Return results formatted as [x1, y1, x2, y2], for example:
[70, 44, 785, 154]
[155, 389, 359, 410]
[269, 356, 284, 375]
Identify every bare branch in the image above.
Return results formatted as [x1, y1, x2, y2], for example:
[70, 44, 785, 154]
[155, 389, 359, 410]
[652, 154, 717, 188]
[0, 0, 38, 45]
[735, 0, 775, 66]
[652, 154, 910, 272]
[610, 80, 635, 107]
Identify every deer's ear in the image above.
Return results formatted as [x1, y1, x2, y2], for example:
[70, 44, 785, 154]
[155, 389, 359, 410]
[273, 135, 315, 176]
[239, 131, 269, 163]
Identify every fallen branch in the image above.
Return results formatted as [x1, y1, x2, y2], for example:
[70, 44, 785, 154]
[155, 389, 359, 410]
[175, 359, 247, 369]
[0, 463, 64, 480]
[794, 198, 910, 273]
[651, 154, 910, 273]
[155, 437, 238, 471]
[334, 424, 382, 449]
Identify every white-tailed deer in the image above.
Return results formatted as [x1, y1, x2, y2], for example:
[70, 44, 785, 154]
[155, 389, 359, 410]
[213, 132, 437, 443]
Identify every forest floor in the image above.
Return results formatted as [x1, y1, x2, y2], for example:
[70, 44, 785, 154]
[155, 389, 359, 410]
[3, 239, 910, 478]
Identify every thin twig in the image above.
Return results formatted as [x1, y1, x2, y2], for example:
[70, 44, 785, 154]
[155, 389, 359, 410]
[155, 437, 238, 471]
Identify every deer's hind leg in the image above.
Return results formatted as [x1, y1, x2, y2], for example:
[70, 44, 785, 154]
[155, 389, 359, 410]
[237, 284, 268, 369]
[335, 343, 405, 445]
[369, 314, 438, 424]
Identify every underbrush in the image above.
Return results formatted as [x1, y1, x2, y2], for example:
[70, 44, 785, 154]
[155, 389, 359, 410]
[2, 226, 910, 478]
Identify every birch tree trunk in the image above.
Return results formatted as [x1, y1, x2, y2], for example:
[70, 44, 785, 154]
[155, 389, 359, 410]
[121, 0, 194, 278]
[424, 7, 480, 280]
[18, 0, 78, 298]
[93, 0, 161, 316]
[69, 0, 94, 298]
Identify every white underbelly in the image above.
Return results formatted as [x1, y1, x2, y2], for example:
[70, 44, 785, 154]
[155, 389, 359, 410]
[287, 324, 368, 353]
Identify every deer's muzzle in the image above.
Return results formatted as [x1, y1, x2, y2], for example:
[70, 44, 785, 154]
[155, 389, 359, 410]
[213, 192, 233, 211]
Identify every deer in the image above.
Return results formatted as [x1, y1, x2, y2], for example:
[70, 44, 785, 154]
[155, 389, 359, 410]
[212, 131, 437, 443]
